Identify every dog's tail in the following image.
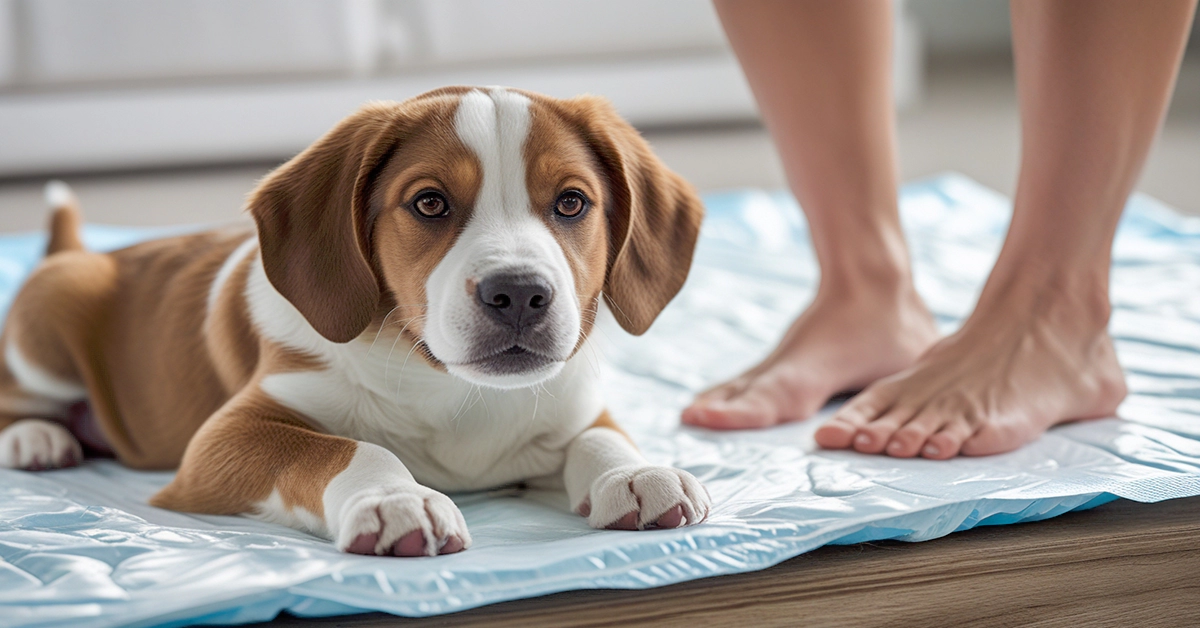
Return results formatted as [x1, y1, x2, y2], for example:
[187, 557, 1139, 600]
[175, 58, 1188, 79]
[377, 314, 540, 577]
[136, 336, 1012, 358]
[44, 180, 85, 256]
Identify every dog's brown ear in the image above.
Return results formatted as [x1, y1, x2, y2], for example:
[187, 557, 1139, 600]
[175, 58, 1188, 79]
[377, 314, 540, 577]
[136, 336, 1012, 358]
[247, 104, 401, 343]
[566, 96, 705, 335]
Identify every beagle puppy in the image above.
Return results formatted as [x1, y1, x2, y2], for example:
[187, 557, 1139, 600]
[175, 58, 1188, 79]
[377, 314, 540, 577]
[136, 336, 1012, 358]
[0, 87, 709, 556]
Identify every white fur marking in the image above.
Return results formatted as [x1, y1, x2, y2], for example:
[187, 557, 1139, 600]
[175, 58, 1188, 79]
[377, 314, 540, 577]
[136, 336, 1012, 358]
[249, 489, 328, 538]
[206, 236, 258, 317]
[4, 339, 86, 401]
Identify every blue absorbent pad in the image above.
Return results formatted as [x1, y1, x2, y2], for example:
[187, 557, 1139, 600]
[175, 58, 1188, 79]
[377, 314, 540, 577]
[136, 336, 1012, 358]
[2, 174, 1200, 628]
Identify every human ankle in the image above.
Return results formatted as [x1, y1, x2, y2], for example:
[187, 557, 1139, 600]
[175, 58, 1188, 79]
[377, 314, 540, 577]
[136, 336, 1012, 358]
[815, 272, 922, 313]
[816, 237, 915, 301]
[977, 263, 1112, 334]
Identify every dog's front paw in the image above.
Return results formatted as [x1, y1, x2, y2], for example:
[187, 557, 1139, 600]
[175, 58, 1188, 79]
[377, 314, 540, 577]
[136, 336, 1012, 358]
[0, 418, 82, 470]
[334, 484, 471, 557]
[578, 465, 710, 530]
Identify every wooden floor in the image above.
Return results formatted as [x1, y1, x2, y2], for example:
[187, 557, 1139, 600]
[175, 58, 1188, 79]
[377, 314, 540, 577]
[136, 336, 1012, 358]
[268, 496, 1200, 628]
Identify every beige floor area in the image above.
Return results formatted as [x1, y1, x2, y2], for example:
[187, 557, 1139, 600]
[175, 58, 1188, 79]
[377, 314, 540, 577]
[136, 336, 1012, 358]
[0, 56, 1196, 232]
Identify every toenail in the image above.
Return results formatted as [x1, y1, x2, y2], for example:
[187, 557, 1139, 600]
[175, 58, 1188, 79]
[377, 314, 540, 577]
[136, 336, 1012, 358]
[888, 441, 902, 453]
[923, 444, 940, 456]
[854, 434, 870, 447]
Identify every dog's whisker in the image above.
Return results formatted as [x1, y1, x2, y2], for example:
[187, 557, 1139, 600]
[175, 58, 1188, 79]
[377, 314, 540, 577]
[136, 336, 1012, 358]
[467, 386, 486, 433]
[377, 305, 428, 330]
[478, 386, 492, 421]
[449, 382, 474, 427]
[464, 385, 483, 418]
[601, 292, 635, 331]
[383, 314, 426, 382]
[583, 341, 602, 378]
[367, 305, 403, 356]
[393, 333, 426, 402]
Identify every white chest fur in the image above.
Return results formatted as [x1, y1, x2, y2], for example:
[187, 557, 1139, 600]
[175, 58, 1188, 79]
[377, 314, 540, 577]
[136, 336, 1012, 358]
[243, 254, 605, 492]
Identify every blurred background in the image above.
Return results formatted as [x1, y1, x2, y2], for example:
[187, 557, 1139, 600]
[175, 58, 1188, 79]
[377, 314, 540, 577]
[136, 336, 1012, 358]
[0, 0, 1196, 229]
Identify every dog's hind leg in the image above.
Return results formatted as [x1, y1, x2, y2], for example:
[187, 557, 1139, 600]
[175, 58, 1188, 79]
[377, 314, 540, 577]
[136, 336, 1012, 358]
[0, 183, 116, 469]
[0, 270, 94, 469]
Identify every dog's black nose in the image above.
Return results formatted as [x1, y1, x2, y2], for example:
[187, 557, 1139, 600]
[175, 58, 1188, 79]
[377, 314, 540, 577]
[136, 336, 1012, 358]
[476, 274, 554, 329]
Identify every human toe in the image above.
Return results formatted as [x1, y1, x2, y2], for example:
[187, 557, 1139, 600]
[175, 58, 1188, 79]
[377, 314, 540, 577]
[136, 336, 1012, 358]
[816, 388, 887, 449]
[813, 417, 859, 449]
[852, 407, 916, 454]
[921, 419, 974, 460]
[682, 395, 780, 430]
[885, 412, 943, 458]
[960, 416, 1029, 457]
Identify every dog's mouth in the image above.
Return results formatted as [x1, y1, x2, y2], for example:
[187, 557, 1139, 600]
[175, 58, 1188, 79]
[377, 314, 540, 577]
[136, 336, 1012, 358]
[433, 324, 574, 389]
[464, 345, 558, 376]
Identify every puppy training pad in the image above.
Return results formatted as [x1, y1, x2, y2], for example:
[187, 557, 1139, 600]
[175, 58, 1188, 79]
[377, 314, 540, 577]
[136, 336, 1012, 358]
[3, 174, 1200, 627]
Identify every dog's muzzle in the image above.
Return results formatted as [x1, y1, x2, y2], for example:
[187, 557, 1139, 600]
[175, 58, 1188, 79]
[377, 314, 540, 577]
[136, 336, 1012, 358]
[463, 272, 565, 377]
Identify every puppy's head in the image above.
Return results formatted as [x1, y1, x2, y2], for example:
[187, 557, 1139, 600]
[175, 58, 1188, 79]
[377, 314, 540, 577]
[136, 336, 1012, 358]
[249, 87, 703, 389]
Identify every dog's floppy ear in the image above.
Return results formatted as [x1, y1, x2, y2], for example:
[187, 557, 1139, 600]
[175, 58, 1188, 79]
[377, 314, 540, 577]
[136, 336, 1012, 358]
[247, 104, 401, 343]
[566, 96, 705, 335]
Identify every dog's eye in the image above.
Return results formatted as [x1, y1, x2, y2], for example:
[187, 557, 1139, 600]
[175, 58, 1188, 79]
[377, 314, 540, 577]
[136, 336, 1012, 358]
[412, 192, 449, 218]
[554, 191, 587, 218]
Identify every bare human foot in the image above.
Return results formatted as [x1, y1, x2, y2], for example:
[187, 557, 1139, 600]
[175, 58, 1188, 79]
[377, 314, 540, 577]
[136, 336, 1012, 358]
[682, 284, 938, 429]
[814, 278, 1128, 459]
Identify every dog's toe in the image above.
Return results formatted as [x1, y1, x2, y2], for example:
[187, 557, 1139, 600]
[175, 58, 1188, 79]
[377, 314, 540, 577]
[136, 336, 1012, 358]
[604, 511, 639, 530]
[334, 484, 472, 557]
[347, 532, 379, 555]
[439, 535, 465, 554]
[653, 505, 685, 529]
[584, 465, 711, 530]
[392, 530, 426, 557]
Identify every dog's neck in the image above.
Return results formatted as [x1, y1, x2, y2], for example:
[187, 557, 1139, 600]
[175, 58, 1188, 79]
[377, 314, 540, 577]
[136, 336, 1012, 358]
[244, 249, 606, 490]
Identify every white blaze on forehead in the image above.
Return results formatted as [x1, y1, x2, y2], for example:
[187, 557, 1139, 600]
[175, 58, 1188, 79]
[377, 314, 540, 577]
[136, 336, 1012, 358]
[453, 88, 533, 224]
[420, 87, 582, 387]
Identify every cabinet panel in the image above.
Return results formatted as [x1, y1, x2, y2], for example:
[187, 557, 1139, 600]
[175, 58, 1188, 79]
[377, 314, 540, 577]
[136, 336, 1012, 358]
[23, 0, 362, 85]
[418, 0, 725, 64]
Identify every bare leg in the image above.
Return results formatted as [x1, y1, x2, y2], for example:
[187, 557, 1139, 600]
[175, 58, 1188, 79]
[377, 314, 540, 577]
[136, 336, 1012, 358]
[683, 0, 938, 429]
[817, 0, 1197, 458]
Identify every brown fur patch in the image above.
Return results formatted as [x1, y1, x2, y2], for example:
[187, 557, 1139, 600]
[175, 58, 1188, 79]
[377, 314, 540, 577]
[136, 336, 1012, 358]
[99, 231, 265, 468]
[590, 409, 635, 448]
[150, 378, 356, 518]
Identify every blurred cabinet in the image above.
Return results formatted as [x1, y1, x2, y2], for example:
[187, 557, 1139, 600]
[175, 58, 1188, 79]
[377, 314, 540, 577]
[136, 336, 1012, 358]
[22, 0, 369, 84]
[2, 0, 726, 88]
[0, 0, 918, 177]
[415, 0, 724, 64]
